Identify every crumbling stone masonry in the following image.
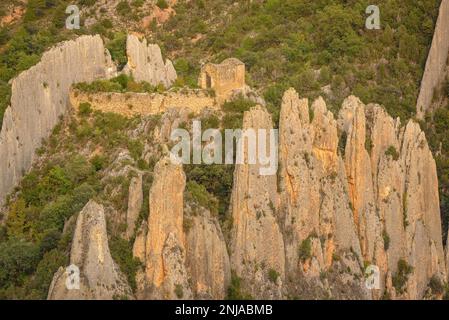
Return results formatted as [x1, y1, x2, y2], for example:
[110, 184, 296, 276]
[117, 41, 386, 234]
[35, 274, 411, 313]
[199, 58, 246, 103]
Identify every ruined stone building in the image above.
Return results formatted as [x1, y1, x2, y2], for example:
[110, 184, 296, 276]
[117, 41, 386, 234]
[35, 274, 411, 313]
[198, 58, 246, 102]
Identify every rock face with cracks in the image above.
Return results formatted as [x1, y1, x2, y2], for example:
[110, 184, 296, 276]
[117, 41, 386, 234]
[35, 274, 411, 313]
[0, 35, 116, 206]
[229, 105, 285, 299]
[123, 34, 177, 88]
[47, 201, 132, 300]
[133, 157, 231, 299]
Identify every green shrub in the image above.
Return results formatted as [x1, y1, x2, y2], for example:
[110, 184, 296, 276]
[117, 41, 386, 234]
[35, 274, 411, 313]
[268, 268, 279, 283]
[109, 236, 142, 292]
[6, 199, 28, 239]
[385, 146, 400, 161]
[127, 139, 144, 161]
[38, 229, 61, 254]
[107, 32, 128, 68]
[226, 271, 252, 300]
[78, 102, 92, 117]
[75, 75, 156, 94]
[26, 248, 67, 299]
[186, 181, 219, 215]
[0, 240, 40, 287]
[116, 1, 131, 17]
[392, 259, 413, 294]
[382, 230, 390, 251]
[156, 0, 169, 9]
[174, 284, 183, 298]
[132, 0, 144, 7]
[298, 237, 312, 262]
[338, 131, 347, 156]
[222, 96, 255, 114]
[79, 0, 96, 6]
[428, 275, 444, 295]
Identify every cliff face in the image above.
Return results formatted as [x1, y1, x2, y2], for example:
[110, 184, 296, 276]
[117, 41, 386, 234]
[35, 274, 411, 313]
[123, 34, 177, 87]
[416, 0, 449, 117]
[229, 106, 285, 299]
[340, 96, 445, 299]
[228, 89, 446, 299]
[48, 201, 132, 300]
[42, 86, 446, 300]
[125, 173, 143, 239]
[277, 91, 366, 299]
[0, 33, 180, 208]
[0, 35, 116, 206]
[185, 205, 231, 300]
[133, 157, 230, 299]
[134, 157, 191, 299]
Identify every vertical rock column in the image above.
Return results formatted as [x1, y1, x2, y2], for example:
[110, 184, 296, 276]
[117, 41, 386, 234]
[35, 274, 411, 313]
[229, 105, 285, 299]
[134, 157, 191, 299]
[279, 90, 364, 279]
[338, 98, 387, 295]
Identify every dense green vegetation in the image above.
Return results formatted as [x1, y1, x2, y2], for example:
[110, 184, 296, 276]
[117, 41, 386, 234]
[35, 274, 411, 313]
[0, 0, 84, 128]
[155, 0, 440, 121]
[109, 236, 142, 292]
[0, 106, 153, 298]
[74, 74, 165, 94]
[184, 97, 255, 222]
[298, 237, 313, 263]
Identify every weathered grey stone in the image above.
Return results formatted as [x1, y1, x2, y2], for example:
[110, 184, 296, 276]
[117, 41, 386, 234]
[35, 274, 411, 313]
[47, 200, 132, 300]
[416, 0, 449, 117]
[123, 34, 177, 87]
[125, 173, 143, 239]
[0, 35, 116, 206]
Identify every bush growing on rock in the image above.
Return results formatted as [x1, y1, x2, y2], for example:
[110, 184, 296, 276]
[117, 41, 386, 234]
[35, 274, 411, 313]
[392, 259, 413, 294]
[298, 237, 312, 263]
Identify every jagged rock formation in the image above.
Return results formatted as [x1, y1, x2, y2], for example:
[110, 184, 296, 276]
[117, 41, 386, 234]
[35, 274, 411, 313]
[0, 35, 116, 206]
[48, 200, 132, 300]
[123, 34, 177, 88]
[229, 105, 285, 299]
[133, 157, 192, 299]
[125, 173, 143, 239]
[416, 0, 449, 117]
[228, 88, 446, 299]
[133, 156, 231, 299]
[278, 90, 366, 299]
